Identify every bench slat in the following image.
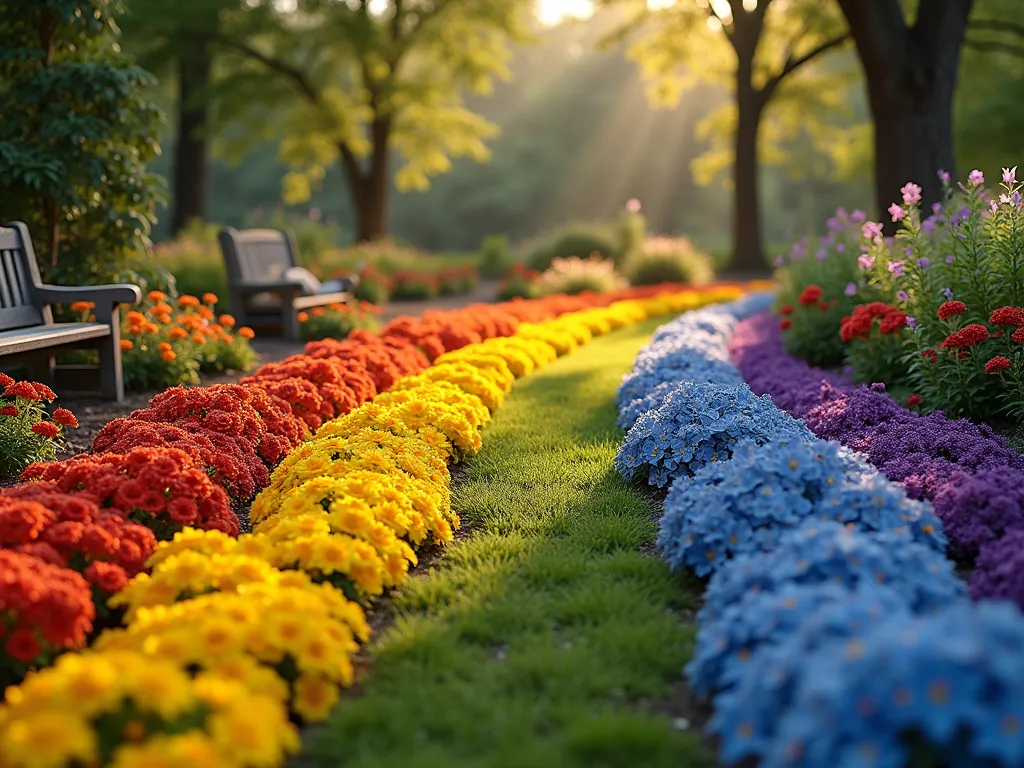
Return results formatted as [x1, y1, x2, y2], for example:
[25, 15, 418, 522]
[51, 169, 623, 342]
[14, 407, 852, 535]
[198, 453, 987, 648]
[0, 323, 110, 355]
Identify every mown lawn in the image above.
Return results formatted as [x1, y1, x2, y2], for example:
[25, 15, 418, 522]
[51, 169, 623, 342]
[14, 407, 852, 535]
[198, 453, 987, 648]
[303, 316, 711, 768]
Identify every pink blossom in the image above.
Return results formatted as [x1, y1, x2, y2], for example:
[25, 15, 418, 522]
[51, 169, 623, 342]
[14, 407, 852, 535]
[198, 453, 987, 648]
[888, 202, 905, 222]
[938, 169, 951, 185]
[861, 222, 883, 242]
[901, 182, 922, 205]
[1003, 166, 1017, 185]
[968, 169, 985, 186]
[626, 198, 642, 214]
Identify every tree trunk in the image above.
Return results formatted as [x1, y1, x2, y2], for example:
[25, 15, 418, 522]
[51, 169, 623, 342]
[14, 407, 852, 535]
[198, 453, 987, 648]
[171, 44, 212, 235]
[730, 76, 767, 275]
[345, 117, 392, 243]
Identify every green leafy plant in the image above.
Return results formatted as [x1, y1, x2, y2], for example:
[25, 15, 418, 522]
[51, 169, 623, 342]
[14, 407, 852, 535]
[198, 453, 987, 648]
[527, 222, 624, 271]
[627, 236, 714, 287]
[478, 234, 511, 279]
[352, 266, 392, 305]
[391, 272, 440, 300]
[536, 255, 627, 296]
[299, 302, 381, 342]
[498, 264, 539, 300]
[0, 0, 165, 284]
[0, 374, 77, 480]
[438, 266, 479, 296]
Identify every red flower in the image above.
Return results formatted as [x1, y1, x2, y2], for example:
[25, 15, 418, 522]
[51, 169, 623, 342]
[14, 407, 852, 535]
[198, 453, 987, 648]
[84, 561, 129, 595]
[0, 404, 17, 417]
[818, 301, 830, 311]
[985, 356, 1012, 373]
[5, 628, 40, 663]
[940, 323, 990, 348]
[31, 383, 56, 401]
[879, 309, 908, 334]
[779, 305, 794, 315]
[52, 408, 78, 428]
[798, 285, 823, 306]
[920, 348, 939, 363]
[31, 421, 59, 439]
[907, 395, 923, 407]
[4, 381, 41, 400]
[937, 300, 968, 320]
[779, 319, 792, 330]
[995, 331, 1005, 339]
[1013, 328, 1024, 344]
[989, 307, 1024, 326]
[0, 372, 14, 389]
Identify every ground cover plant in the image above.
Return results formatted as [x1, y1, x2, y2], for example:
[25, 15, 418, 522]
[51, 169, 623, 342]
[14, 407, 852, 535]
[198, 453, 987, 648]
[301, 313, 718, 768]
[0, 282, 741, 767]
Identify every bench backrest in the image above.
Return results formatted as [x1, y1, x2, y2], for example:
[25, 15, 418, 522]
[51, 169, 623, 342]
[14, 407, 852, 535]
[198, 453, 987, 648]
[0, 223, 49, 331]
[218, 227, 300, 285]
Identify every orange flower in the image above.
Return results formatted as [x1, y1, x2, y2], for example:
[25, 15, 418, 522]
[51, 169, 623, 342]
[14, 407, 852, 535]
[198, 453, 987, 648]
[311, 307, 326, 318]
[218, 314, 236, 328]
[152, 302, 173, 316]
[169, 327, 189, 340]
[70, 301, 94, 313]
[158, 342, 173, 352]
[142, 322, 160, 334]
[198, 306, 214, 321]
[297, 311, 310, 323]
[191, 333, 205, 344]
[238, 327, 255, 339]
[202, 293, 219, 305]
[148, 290, 166, 302]
[127, 311, 146, 325]
[178, 295, 200, 307]
[328, 303, 345, 312]
[120, 340, 134, 351]
[161, 350, 177, 363]
[127, 325, 143, 335]
[159, 315, 172, 325]
[222, 334, 234, 344]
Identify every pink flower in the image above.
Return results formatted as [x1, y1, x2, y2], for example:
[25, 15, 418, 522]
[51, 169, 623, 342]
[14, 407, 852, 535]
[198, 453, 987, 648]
[1003, 166, 1017, 185]
[968, 169, 985, 186]
[938, 169, 951, 185]
[901, 182, 922, 205]
[861, 222, 883, 242]
[888, 203, 905, 222]
[626, 198, 641, 214]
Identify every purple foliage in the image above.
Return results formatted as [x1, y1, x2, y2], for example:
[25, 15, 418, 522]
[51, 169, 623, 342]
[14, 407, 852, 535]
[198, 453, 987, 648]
[729, 310, 1024, 596]
[970, 530, 1024, 608]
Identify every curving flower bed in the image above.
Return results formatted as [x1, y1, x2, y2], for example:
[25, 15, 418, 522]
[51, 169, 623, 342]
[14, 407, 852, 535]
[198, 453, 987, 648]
[614, 294, 1024, 768]
[729, 310, 1024, 608]
[0, 283, 745, 767]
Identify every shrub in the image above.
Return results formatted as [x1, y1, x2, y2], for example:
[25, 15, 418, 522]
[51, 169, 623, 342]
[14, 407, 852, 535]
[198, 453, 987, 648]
[151, 220, 228, 305]
[535, 255, 626, 296]
[498, 263, 540, 300]
[353, 265, 392, 304]
[299, 302, 381, 341]
[438, 266, 479, 295]
[626, 236, 714, 286]
[615, 381, 811, 488]
[0, 375, 77, 480]
[527, 222, 623, 271]
[478, 234, 511, 278]
[391, 270, 440, 300]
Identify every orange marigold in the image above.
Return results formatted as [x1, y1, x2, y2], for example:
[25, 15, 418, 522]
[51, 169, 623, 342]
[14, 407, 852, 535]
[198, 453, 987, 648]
[161, 350, 177, 363]
[202, 292, 219, 305]
[147, 290, 166, 302]
[69, 301, 94, 313]
[219, 314, 236, 328]
[238, 327, 255, 339]
[169, 327, 189, 340]
[178, 295, 200, 307]
[120, 340, 134, 351]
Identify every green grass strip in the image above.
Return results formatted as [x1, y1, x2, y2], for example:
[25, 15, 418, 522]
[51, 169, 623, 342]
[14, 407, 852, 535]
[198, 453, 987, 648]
[303, 317, 710, 768]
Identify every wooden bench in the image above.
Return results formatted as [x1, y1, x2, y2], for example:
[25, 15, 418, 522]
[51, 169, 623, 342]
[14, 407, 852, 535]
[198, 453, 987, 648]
[218, 227, 353, 341]
[0, 222, 141, 402]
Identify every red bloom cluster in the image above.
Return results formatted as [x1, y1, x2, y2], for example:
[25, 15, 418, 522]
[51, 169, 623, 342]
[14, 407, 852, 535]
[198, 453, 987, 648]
[840, 303, 906, 342]
[1013, 328, 1024, 344]
[0, 550, 94, 664]
[243, 356, 376, 420]
[907, 395, 923, 407]
[985, 356, 1012, 374]
[21, 447, 237, 538]
[940, 324, 990, 349]
[780, 319, 792, 331]
[937, 301, 968, 320]
[989, 306, 1024, 327]
[779, 305, 794, 316]
[798, 285, 823, 306]
[247, 377, 326, 431]
[305, 331, 430, 391]
[921, 348, 939, 364]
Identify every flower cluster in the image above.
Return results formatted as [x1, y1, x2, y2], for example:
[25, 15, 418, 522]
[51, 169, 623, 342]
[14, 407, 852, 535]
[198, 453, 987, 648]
[616, 294, 1024, 766]
[729, 311, 1024, 608]
[0, 373, 77, 481]
[298, 300, 381, 341]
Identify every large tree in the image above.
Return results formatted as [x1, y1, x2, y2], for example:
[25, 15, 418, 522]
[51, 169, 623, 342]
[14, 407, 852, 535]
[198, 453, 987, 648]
[0, 0, 165, 280]
[605, 0, 849, 274]
[835, 0, 975, 226]
[201, 0, 531, 243]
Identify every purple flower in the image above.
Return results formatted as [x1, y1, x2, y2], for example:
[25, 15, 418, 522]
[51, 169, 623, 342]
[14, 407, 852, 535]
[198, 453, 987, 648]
[905, 246, 914, 257]
[1003, 166, 1017, 185]
[938, 169, 951, 185]
[850, 209, 867, 223]
[946, 255, 955, 264]
[917, 257, 931, 269]
[932, 202, 943, 216]
[969, 169, 985, 186]
[901, 182, 922, 205]
[826, 217, 838, 231]
[888, 202, 905, 222]
[835, 242, 845, 253]
[845, 282, 857, 297]
[970, 530, 1024, 610]
[861, 222, 883, 242]
[943, 286, 954, 299]
[897, 290, 909, 302]
[922, 217, 936, 235]
[907, 316, 917, 329]
[858, 254, 874, 270]
[816, 248, 828, 261]
[888, 261, 904, 276]
[772, 255, 784, 267]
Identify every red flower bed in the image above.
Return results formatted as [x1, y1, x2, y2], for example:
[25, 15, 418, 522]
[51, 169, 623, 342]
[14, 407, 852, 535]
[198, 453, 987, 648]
[243, 356, 376, 419]
[21, 447, 238, 538]
[304, 330, 430, 390]
[247, 377, 327, 431]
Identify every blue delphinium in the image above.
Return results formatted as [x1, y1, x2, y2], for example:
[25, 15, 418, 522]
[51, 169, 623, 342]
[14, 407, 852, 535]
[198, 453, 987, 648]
[615, 382, 812, 488]
[700, 520, 966, 623]
[767, 601, 1024, 768]
[616, 353, 742, 414]
[658, 438, 851, 575]
[706, 582, 913, 765]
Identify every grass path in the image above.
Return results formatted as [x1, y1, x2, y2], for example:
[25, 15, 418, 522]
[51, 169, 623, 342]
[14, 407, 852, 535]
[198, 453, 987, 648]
[303, 317, 711, 768]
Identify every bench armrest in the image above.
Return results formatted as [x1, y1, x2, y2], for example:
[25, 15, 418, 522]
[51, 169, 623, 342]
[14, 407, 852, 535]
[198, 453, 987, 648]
[235, 280, 305, 294]
[36, 283, 142, 307]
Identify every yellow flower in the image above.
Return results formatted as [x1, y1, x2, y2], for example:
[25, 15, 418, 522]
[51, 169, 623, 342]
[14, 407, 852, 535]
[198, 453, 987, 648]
[0, 711, 95, 768]
[109, 732, 231, 768]
[291, 674, 339, 723]
[207, 695, 300, 768]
